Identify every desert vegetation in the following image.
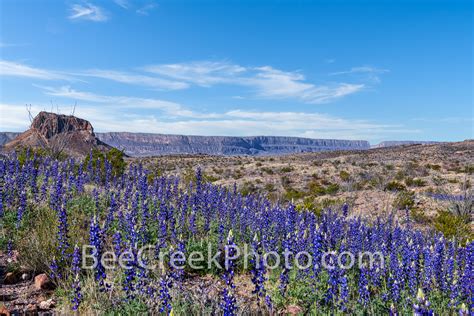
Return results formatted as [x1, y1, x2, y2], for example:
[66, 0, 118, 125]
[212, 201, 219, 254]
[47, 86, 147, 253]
[0, 145, 472, 314]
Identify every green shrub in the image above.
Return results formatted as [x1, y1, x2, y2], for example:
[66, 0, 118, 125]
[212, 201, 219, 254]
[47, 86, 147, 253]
[393, 191, 415, 210]
[240, 181, 258, 196]
[434, 211, 472, 243]
[284, 188, 305, 201]
[326, 183, 340, 195]
[385, 181, 406, 192]
[411, 208, 431, 224]
[281, 166, 294, 173]
[339, 170, 350, 181]
[264, 183, 276, 192]
[308, 181, 326, 196]
[261, 167, 274, 174]
[405, 177, 426, 187]
[83, 148, 126, 179]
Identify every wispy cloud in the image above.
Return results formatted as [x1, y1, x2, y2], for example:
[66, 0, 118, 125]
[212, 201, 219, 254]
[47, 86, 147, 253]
[330, 66, 389, 83]
[145, 61, 365, 104]
[2, 59, 374, 104]
[69, 2, 108, 22]
[0, 60, 70, 80]
[79, 69, 189, 90]
[114, 0, 129, 9]
[36, 85, 219, 118]
[144, 61, 246, 86]
[0, 42, 28, 48]
[136, 3, 158, 15]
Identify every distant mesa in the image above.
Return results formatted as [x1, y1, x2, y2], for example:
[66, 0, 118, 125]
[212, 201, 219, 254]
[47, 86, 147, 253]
[2, 111, 112, 157]
[372, 140, 440, 148]
[97, 132, 370, 156]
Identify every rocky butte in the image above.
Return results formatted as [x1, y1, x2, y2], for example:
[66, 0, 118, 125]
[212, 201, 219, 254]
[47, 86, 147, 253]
[2, 111, 112, 157]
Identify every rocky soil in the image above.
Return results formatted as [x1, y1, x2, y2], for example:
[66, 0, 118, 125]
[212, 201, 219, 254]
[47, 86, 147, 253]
[0, 252, 55, 315]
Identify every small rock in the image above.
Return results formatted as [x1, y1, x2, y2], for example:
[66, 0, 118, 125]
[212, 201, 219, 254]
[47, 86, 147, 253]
[25, 304, 37, 313]
[34, 274, 54, 290]
[21, 273, 30, 281]
[3, 272, 18, 284]
[285, 305, 303, 315]
[38, 299, 55, 310]
[0, 305, 10, 316]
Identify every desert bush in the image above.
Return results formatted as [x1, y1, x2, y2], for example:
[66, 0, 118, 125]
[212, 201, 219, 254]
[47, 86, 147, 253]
[393, 191, 415, 210]
[283, 188, 305, 201]
[280, 166, 294, 173]
[325, 183, 340, 195]
[261, 167, 274, 174]
[83, 148, 126, 179]
[410, 208, 431, 225]
[240, 181, 258, 196]
[426, 164, 441, 171]
[339, 170, 350, 181]
[385, 181, 407, 192]
[16, 205, 59, 273]
[447, 187, 473, 219]
[405, 177, 426, 187]
[307, 181, 326, 196]
[264, 183, 276, 192]
[434, 211, 472, 243]
[463, 165, 474, 174]
[281, 176, 292, 188]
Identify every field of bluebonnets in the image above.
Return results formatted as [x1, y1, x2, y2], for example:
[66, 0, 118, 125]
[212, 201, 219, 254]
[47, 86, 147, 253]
[1, 150, 472, 315]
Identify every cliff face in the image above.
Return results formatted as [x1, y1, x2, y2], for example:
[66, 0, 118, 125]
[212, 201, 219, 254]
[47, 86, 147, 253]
[96, 132, 370, 156]
[2, 112, 111, 157]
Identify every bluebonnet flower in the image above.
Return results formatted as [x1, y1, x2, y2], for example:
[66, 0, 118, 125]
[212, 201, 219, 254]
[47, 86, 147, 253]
[250, 234, 267, 302]
[325, 254, 339, 305]
[89, 216, 107, 291]
[358, 266, 370, 307]
[221, 230, 237, 316]
[279, 234, 292, 297]
[71, 245, 82, 311]
[158, 274, 173, 314]
[413, 288, 434, 316]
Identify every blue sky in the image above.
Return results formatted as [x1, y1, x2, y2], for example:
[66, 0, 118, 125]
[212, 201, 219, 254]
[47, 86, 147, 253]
[0, 0, 472, 143]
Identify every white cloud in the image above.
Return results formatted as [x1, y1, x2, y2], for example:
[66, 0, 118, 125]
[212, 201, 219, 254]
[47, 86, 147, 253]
[80, 69, 189, 90]
[114, 0, 129, 9]
[0, 60, 70, 80]
[136, 3, 158, 15]
[36, 85, 219, 119]
[330, 66, 389, 83]
[144, 61, 246, 86]
[145, 61, 365, 104]
[69, 3, 108, 22]
[1, 59, 373, 103]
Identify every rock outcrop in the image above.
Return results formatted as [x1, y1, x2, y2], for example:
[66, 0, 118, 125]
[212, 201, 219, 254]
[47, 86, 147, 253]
[2, 112, 112, 157]
[97, 132, 370, 156]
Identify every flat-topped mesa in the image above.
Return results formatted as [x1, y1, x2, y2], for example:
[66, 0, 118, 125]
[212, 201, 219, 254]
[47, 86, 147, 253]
[31, 111, 95, 139]
[96, 132, 371, 156]
[3, 111, 111, 157]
